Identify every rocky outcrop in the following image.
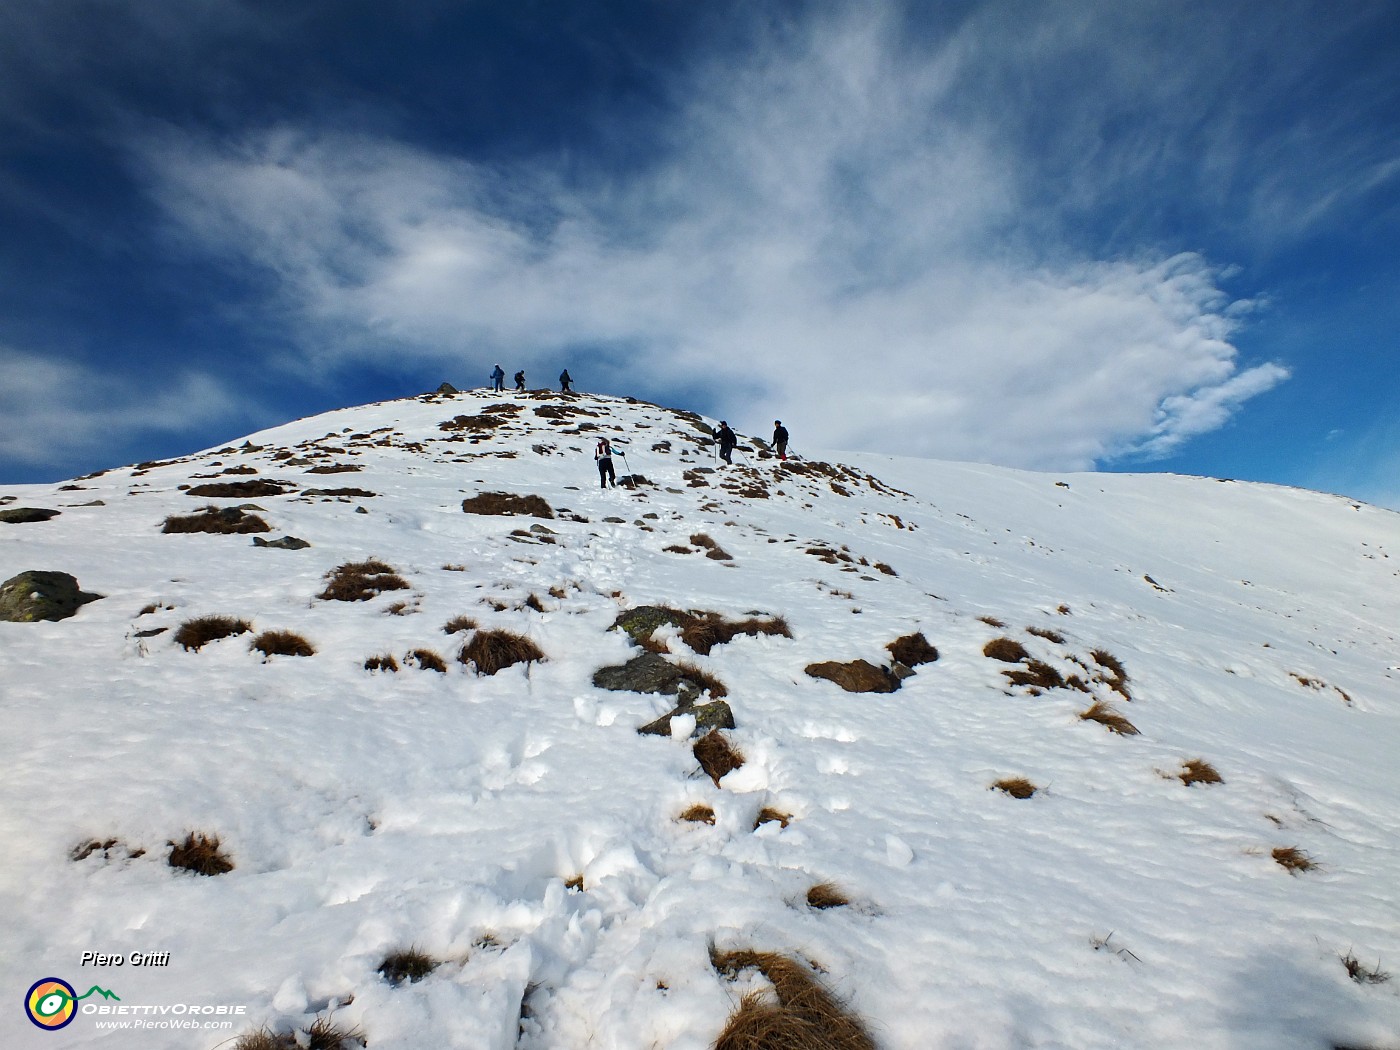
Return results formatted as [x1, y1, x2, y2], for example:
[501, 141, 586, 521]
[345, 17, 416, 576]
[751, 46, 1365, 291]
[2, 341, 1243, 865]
[0, 507, 60, 524]
[0, 571, 102, 622]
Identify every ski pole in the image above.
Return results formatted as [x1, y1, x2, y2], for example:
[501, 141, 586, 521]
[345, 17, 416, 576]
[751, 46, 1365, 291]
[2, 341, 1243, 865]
[619, 450, 635, 489]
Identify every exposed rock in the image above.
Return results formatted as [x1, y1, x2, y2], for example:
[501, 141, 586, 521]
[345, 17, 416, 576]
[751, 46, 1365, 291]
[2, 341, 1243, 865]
[252, 535, 312, 550]
[805, 659, 902, 694]
[436, 382, 460, 395]
[638, 699, 736, 738]
[0, 571, 102, 622]
[185, 480, 293, 498]
[0, 507, 60, 524]
[610, 606, 693, 646]
[593, 653, 685, 695]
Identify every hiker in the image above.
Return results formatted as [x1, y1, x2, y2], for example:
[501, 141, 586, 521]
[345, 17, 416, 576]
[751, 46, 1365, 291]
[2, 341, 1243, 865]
[560, 368, 573, 393]
[514, 369, 526, 392]
[595, 436, 617, 489]
[772, 420, 789, 460]
[716, 421, 737, 464]
[490, 364, 505, 392]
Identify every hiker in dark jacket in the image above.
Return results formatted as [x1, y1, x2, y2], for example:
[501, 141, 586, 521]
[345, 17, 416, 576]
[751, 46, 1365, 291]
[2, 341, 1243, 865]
[595, 437, 617, 488]
[514, 370, 526, 392]
[490, 364, 505, 392]
[716, 421, 737, 464]
[560, 369, 573, 393]
[772, 420, 789, 460]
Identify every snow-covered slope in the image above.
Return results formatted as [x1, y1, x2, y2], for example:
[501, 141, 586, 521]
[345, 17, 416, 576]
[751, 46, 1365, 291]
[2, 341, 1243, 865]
[3, 388, 1398, 1050]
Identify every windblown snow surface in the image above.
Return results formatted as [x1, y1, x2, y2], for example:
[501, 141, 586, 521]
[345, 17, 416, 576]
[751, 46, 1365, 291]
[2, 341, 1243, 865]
[2, 389, 1398, 1050]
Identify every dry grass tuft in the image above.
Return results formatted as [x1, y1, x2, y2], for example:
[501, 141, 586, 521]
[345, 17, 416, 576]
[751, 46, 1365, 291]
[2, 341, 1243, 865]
[1272, 845, 1318, 874]
[983, 637, 1030, 663]
[676, 659, 729, 698]
[873, 562, 897, 576]
[185, 479, 292, 498]
[250, 629, 315, 658]
[711, 950, 876, 1050]
[302, 1016, 365, 1049]
[443, 614, 478, 634]
[168, 832, 233, 876]
[379, 946, 439, 986]
[681, 612, 791, 655]
[364, 653, 399, 672]
[458, 629, 545, 675]
[680, 804, 717, 825]
[755, 807, 792, 830]
[174, 615, 252, 651]
[565, 874, 584, 891]
[1177, 758, 1224, 786]
[1027, 626, 1066, 643]
[690, 532, 734, 560]
[1090, 649, 1131, 698]
[406, 648, 448, 673]
[992, 777, 1038, 799]
[231, 1027, 295, 1050]
[977, 615, 1007, 628]
[70, 837, 145, 861]
[886, 632, 939, 667]
[319, 559, 410, 602]
[805, 659, 901, 694]
[162, 505, 271, 534]
[694, 730, 745, 786]
[805, 882, 850, 910]
[1078, 701, 1139, 735]
[1003, 659, 1066, 691]
[1341, 950, 1391, 985]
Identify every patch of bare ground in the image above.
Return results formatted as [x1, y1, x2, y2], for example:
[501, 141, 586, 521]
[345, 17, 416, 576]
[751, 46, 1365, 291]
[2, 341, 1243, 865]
[992, 778, 1038, 799]
[805, 659, 901, 694]
[168, 832, 233, 876]
[185, 479, 293, 498]
[458, 629, 545, 675]
[318, 559, 410, 602]
[1078, 701, 1139, 736]
[711, 949, 877, 1050]
[694, 730, 744, 786]
[461, 491, 555, 518]
[306, 462, 363, 474]
[887, 632, 938, 666]
[174, 615, 252, 651]
[613, 606, 791, 655]
[162, 506, 270, 534]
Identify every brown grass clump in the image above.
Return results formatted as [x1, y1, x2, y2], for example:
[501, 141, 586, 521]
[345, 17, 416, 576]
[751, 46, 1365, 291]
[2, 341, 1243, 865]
[676, 660, 729, 698]
[1003, 659, 1066, 691]
[70, 837, 145, 861]
[977, 615, 1007, 628]
[318, 559, 411, 601]
[1078, 701, 1139, 736]
[251, 629, 315, 658]
[565, 874, 585, 891]
[711, 950, 876, 1050]
[461, 491, 554, 518]
[458, 629, 545, 675]
[690, 532, 734, 560]
[302, 1017, 365, 1049]
[174, 614, 252, 651]
[680, 612, 792, 655]
[162, 505, 270, 534]
[406, 648, 448, 673]
[168, 832, 233, 876]
[443, 614, 478, 634]
[1341, 950, 1391, 985]
[379, 946, 439, 986]
[694, 730, 745, 786]
[992, 777, 1038, 799]
[805, 882, 850, 910]
[231, 1028, 295, 1050]
[185, 479, 292, 498]
[1090, 649, 1131, 698]
[680, 804, 717, 825]
[755, 807, 791, 830]
[1026, 626, 1066, 644]
[1177, 758, 1224, 786]
[805, 659, 901, 694]
[1272, 846, 1318, 875]
[983, 637, 1030, 663]
[873, 562, 897, 576]
[886, 632, 939, 667]
[364, 653, 399, 672]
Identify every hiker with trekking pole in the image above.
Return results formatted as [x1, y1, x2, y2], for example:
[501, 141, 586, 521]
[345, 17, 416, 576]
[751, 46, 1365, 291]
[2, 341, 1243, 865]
[716, 421, 737, 465]
[772, 420, 790, 461]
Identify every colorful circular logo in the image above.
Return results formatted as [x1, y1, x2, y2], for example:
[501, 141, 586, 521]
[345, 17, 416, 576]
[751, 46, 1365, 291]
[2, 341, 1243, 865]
[25, 978, 77, 1030]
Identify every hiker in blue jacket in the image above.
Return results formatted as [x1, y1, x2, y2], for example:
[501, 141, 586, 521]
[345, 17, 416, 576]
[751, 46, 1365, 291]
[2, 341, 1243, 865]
[490, 364, 505, 392]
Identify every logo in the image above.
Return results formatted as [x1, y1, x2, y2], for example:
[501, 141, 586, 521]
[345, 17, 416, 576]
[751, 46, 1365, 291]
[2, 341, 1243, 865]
[24, 978, 120, 1031]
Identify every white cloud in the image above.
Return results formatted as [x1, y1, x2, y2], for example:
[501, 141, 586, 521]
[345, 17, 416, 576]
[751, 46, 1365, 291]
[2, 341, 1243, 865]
[0, 346, 241, 468]
[138, 8, 1289, 471]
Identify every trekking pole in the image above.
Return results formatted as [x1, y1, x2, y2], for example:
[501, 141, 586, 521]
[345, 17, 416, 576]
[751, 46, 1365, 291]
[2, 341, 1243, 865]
[618, 449, 635, 489]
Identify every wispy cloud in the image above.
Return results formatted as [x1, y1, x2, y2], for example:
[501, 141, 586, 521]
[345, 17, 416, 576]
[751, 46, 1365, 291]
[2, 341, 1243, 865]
[133, 6, 1294, 470]
[0, 346, 242, 468]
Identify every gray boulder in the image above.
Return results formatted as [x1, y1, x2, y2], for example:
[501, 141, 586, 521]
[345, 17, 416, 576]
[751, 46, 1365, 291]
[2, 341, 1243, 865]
[0, 571, 102, 622]
[0, 507, 60, 524]
[592, 653, 685, 695]
[252, 535, 312, 550]
[638, 699, 736, 738]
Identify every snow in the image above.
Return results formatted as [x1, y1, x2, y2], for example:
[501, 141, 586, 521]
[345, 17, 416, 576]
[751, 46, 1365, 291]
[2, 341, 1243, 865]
[2, 388, 1398, 1049]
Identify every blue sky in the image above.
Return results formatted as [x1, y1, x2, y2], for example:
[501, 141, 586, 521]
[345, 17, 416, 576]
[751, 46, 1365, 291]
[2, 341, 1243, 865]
[1, 1, 1397, 507]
